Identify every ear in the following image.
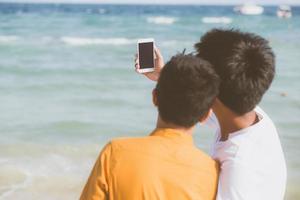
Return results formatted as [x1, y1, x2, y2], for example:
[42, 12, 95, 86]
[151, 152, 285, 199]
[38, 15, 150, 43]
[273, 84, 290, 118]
[199, 109, 212, 123]
[152, 88, 158, 107]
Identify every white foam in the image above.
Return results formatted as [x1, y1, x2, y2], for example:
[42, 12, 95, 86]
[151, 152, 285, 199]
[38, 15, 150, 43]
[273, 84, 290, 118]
[0, 35, 19, 43]
[98, 8, 106, 14]
[0, 165, 31, 200]
[202, 17, 232, 24]
[147, 16, 177, 25]
[41, 36, 54, 42]
[160, 40, 191, 47]
[85, 8, 106, 14]
[61, 37, 136, 46]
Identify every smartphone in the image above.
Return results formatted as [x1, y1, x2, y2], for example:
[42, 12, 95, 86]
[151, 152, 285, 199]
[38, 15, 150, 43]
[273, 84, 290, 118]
[137, 38, 155, 73]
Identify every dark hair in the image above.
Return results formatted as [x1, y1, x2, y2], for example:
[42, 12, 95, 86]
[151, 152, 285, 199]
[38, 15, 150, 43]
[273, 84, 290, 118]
[156, 54, 219, 128]
[195, 28, 275, 114]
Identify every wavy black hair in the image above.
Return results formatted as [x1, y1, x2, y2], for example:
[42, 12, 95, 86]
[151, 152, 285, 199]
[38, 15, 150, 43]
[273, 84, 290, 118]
[195, 29, 275, 114]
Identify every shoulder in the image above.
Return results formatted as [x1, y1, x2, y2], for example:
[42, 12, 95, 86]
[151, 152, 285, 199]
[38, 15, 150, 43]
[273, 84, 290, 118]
[194, 147, 218, 163]
[97, 137, 151, 162]
[188, 146, 220, 173]
[107, 136, 159, 153]
[224, 106, 277, 148]
[110, 136, 149, 146]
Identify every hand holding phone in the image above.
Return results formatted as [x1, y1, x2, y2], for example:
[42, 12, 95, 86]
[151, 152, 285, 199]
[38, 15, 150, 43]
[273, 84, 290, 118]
[135, 39, 164, 81]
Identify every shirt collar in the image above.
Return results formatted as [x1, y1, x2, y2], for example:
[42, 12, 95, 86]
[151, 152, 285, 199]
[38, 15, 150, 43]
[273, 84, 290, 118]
[150, 128, 194, 145]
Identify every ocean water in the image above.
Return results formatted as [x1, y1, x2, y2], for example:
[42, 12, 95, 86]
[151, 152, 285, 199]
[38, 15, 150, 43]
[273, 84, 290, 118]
[0, 3, 299, 199]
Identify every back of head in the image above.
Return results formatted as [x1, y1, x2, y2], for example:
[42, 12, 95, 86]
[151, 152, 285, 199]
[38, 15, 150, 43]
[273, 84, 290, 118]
[195, 29, 275, 115]
[156, 54, 219, 128]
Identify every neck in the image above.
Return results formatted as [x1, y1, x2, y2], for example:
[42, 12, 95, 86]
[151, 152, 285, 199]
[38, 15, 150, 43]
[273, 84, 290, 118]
[213, 100, 258, 141]
[156, 116, 195, 135]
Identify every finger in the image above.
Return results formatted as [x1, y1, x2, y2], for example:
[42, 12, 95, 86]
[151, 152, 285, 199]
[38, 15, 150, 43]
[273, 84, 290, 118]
[154, 45, 162, 59]
[135, 64, 142, 73]
[135, 62, 140, 70]
[135, 54, 139, 64]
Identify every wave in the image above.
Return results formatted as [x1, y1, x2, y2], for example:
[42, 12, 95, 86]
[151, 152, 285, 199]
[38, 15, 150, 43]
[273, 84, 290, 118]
[0, 35, 19, 43]
[0, 165, 31, 199]
[160, 40, 191, 47]
[147, 16, 177, 25]
[0, 35, 190, 47]
[61, 37, 136, 46]
[202, 17, 232, 24]
[85, 8, 106, 14]
[0, 35, 53, 45]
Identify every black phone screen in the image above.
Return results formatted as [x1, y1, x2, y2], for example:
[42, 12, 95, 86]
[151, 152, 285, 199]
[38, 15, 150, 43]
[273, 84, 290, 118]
[138, 42, 154, 69]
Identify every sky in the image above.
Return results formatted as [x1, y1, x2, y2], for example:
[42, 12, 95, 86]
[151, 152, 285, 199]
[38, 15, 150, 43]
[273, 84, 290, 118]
[1, 0, 300, 5]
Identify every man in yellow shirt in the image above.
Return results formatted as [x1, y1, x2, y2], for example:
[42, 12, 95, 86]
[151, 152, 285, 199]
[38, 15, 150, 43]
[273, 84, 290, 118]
[80, 53, 220, 200]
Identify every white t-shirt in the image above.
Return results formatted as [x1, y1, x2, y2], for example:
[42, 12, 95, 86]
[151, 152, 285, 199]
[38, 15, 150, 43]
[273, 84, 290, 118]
[207, 107, 287, 200]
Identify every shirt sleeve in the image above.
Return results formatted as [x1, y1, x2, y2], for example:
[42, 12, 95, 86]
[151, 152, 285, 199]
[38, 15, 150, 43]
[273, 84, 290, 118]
[80, 143, 112, 200]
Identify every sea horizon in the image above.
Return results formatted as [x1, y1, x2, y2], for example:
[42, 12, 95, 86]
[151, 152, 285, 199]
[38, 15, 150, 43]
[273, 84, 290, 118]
[1, 1, 300, 6]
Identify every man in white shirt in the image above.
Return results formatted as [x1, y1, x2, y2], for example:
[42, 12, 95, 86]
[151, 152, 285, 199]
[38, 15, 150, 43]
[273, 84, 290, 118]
[135, 29, 287, 199]
[195, 29, 287, 200]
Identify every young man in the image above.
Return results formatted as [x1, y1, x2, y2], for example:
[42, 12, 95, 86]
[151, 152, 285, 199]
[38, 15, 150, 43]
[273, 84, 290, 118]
[80, 54, 220, 200]
[195, 29, 287, 200]
[137, 29, 287, 200]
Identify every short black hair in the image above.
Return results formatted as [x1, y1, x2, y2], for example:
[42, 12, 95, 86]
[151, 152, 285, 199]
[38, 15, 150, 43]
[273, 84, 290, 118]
[156, 54, 219, 128]
[195, 29, 275, 114]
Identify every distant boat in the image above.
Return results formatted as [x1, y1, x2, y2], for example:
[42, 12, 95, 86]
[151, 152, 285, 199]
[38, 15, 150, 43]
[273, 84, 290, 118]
[277, 5, 292, 18]
[234, 3, 264, 15]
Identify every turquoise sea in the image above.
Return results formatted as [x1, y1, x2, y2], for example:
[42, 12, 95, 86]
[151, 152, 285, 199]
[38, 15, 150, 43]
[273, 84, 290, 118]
[0, 3, 299, 199]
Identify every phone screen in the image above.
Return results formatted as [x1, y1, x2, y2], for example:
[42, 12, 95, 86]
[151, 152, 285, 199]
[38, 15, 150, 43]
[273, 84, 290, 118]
[138, 42, 154, 69]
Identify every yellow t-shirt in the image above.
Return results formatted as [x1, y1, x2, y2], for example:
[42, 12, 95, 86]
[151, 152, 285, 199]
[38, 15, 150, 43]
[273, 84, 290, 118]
[80, 128, 219, 200]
